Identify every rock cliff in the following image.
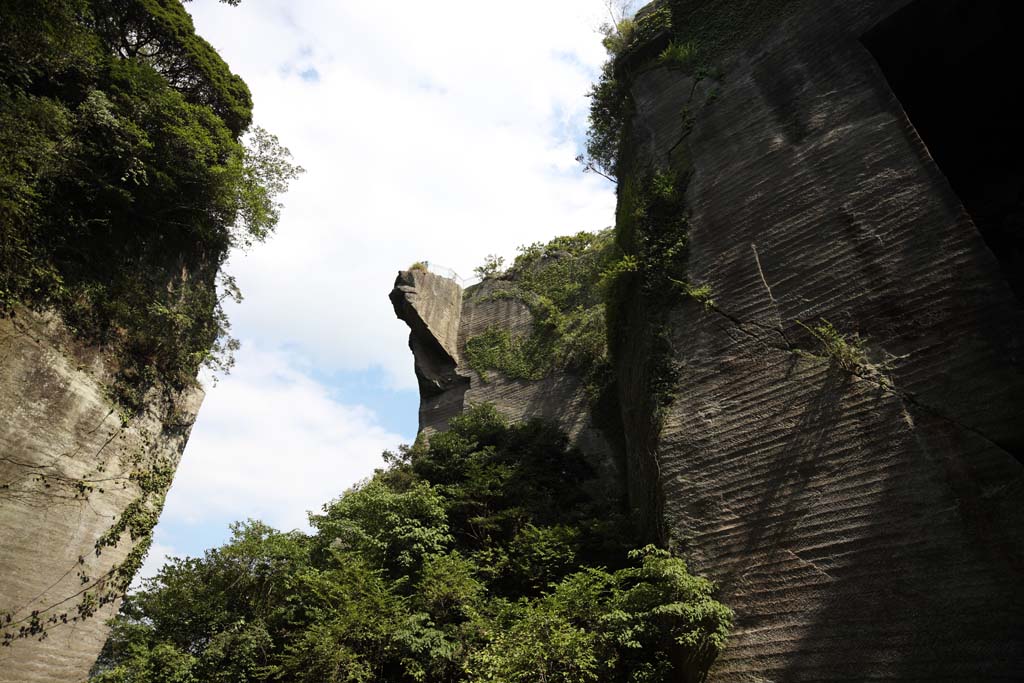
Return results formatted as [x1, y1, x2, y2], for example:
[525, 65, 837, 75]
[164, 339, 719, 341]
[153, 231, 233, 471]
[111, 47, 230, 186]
[393, 0, 1024, 679]
[390, 268, 614, 472]
[0, 310, 202, 683]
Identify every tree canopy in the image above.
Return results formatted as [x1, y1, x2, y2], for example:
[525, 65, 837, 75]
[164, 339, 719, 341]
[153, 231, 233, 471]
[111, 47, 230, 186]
[0, 0, 301, 410]
[90, 406, 733, 682]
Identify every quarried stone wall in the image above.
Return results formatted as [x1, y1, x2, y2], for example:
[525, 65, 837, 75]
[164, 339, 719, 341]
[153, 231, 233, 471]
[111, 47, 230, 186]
[0, 310, 202, 683]
[390, 271, 614, 467]
[621, 0, 1024, 679]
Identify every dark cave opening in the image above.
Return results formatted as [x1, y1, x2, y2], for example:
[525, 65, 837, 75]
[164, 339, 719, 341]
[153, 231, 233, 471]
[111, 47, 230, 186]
[864, 0, 1024, 304]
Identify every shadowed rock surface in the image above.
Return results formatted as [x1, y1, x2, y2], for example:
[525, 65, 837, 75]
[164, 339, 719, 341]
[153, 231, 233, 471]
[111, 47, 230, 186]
[395, 0, 1024, 679]
[625, 0, 1024, 678]
[0, 311, 202, 683]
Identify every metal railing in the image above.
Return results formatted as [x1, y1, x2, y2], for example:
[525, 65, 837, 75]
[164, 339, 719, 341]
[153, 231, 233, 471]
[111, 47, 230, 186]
[416, 261, 480, 287]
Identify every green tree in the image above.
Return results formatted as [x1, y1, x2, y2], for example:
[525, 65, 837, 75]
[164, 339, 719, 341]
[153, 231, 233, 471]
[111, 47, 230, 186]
[0, 0, 302, 411]
[92, 406, 732, 683]
[309, 478, 452, 578]
[472, 254, 505, 279]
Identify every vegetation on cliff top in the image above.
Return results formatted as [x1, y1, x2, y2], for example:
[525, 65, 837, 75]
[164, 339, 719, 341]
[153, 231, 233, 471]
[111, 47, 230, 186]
[90, 405, 732, 683]
[464, 229, 618, 390]
[581, 0, 802, 182]
[0, 0, 302, 412]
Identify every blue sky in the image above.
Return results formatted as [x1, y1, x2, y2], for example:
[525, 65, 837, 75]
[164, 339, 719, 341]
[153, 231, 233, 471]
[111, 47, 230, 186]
[140, 0, 619, 579]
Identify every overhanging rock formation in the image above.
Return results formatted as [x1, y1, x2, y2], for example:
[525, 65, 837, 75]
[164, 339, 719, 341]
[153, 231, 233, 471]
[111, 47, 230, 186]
[393, 0, 1024, 679]
[390, 269, 615, 473]
[0, 311, 202, 683]
[389, 269, 469, 433]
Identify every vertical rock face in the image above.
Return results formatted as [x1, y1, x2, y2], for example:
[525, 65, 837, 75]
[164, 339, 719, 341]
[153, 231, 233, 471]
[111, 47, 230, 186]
[390, 269, 469, 432]
[621, 0, 1024, 679]
[395, 0, 1024, 679]
[0, 311, 202, 682]
[390, 270, 613, 466]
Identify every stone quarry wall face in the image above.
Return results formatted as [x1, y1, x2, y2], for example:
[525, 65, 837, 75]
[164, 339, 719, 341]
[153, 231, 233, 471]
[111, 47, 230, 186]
[621, 0, 1024, 679]
[459, 279, 613, 465]
[390, 269, 468, 432]
[391, 271, 615, 469]
[0, 311, 202, 683]
[392, 1, 1024, 678]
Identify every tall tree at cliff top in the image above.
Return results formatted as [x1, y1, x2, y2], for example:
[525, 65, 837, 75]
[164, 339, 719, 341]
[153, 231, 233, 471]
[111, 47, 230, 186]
[0, 0, 302, 412]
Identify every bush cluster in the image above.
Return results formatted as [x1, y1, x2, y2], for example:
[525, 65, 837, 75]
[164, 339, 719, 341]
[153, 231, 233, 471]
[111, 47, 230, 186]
[0, 0, 301, 411]
[91, 405, 732, 683]
[797, 318, 891, 386]
[464, 230, 618, 391]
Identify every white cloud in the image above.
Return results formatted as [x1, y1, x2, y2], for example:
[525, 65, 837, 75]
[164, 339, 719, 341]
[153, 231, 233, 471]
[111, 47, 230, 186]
[145, 2, 617, 563]
[185, 0, 617, 390]
[161, 346, 405, 533]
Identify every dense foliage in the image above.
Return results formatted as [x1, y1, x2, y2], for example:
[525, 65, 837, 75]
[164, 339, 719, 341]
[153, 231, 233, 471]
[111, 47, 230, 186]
[0, 0, 301, 410]
[464, 230, 618, 391]
[91, 405, 732, 682]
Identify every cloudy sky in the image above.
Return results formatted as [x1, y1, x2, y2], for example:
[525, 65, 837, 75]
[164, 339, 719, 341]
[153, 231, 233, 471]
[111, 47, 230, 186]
[142, 0, 618, 578]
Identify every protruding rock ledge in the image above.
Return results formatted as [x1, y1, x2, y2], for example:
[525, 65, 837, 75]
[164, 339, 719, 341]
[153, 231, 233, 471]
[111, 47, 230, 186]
[390, 269, 470, 432]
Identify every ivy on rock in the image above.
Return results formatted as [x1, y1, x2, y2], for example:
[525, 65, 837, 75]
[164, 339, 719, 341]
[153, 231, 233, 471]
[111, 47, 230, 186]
[464, 230, 618, 394]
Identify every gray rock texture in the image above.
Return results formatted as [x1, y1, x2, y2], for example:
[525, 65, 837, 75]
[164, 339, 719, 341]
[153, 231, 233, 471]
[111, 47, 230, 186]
[390, 271, 613, 467]
[396, 0, 1024, 679]
[390, 269, 469, 431]
[0, 310, 202, 683]
[622, 0, 1024, 679]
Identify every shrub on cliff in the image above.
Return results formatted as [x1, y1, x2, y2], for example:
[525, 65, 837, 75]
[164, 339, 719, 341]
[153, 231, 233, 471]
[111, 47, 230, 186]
[0, 0, 302, 411]
[91, 405, 732, 682]
[464, 229, 619, 392]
